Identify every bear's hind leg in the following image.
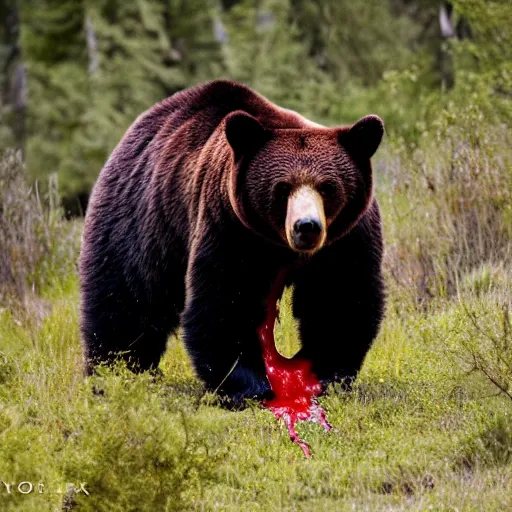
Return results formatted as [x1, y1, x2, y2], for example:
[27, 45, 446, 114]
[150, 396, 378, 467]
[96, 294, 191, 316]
[81, 285, 179, 374]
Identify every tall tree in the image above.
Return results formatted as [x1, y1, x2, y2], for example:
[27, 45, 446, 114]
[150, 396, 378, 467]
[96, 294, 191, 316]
[21, 0, 222, 210]
[452, 0, 512, 93]
[0, 0, 24, 151]
[289, 0, 423, 87]
[221, 0, 330, 120]
[21, 0, 89, 207]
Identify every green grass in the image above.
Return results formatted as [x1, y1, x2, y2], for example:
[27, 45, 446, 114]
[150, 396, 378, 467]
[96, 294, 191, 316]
[0, 272, 511, 512]
[1, 119, 511, 510]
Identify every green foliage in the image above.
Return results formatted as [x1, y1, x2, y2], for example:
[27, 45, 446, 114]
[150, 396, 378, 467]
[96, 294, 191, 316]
[21, 0, 90, 198]
[0, 297, 219, 512]
[0, 150, 79, 307]
[20, 0, 221, 201]
[453, 0, 512, 76]
[1, 263, 512, 510]
[0, 0, 22, 148]
[290, 0, 423, 87]
[1, 3, 512, 508]
[454, 296, 512, 401]
[379, 106, 512, 303]
[2, 0, 510, 197]
[220, 0, 331, 118]
[2, 110, 512, 506]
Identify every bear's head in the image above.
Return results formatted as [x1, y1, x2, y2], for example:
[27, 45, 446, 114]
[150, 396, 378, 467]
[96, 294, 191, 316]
[225, 110, 384, 254]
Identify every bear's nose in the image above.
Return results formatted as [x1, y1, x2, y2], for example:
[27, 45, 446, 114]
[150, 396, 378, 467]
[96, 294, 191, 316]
[292, 218, 323, 250]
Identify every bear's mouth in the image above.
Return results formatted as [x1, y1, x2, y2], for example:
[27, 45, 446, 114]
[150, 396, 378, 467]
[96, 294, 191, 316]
[285, 186, 327, 254]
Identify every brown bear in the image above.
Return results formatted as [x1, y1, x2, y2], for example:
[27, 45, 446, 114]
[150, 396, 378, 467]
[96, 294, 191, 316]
[79, 79, 385, 404]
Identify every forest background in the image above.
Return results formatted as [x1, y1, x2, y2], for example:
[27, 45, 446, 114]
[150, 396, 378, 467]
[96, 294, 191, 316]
[0, 1, 512, 511]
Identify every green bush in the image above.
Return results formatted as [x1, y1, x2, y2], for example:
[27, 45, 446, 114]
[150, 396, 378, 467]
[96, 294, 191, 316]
[0, 150, 79, 307]
[378, 105, 512, 303]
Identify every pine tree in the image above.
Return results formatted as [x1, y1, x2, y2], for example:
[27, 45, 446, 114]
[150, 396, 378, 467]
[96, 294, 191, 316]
[0, 0, 24, 150]
[162, 0, 223, 89]
[289, 0, 423, 87]
[21, 0, 89, 203]
[221, 0, 330, 122]
[20, 0, 222, 208]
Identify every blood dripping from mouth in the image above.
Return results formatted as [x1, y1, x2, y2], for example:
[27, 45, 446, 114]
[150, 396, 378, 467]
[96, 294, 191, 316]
[257, 270, 331, 457]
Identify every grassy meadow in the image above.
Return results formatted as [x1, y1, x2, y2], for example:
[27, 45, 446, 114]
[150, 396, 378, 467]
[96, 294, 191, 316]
[1, 112, 511, 511]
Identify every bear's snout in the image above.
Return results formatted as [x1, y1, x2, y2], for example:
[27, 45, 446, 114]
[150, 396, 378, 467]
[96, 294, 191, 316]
[292, 218, 323, 250]
[286, 186, 326, 253]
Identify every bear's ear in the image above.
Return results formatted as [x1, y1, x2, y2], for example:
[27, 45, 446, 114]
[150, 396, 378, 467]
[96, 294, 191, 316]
[340, 115, 384, 159]
[225, 110, 267, 161]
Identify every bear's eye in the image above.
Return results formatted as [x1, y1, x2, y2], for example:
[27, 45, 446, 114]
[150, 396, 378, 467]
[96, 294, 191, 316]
[273, 182, 292, 205]
[318, 181, 337, 200]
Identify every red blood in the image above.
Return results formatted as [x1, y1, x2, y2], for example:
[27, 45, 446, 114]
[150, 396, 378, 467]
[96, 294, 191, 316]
[258, 270, 331, 457]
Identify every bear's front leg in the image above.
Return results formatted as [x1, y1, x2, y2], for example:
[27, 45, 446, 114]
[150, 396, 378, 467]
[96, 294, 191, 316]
[292, 206, 385, 390]
[181, 232, 277, 407]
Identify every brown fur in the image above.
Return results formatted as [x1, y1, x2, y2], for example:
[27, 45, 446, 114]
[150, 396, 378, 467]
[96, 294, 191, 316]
[79, 79, 385, 404]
